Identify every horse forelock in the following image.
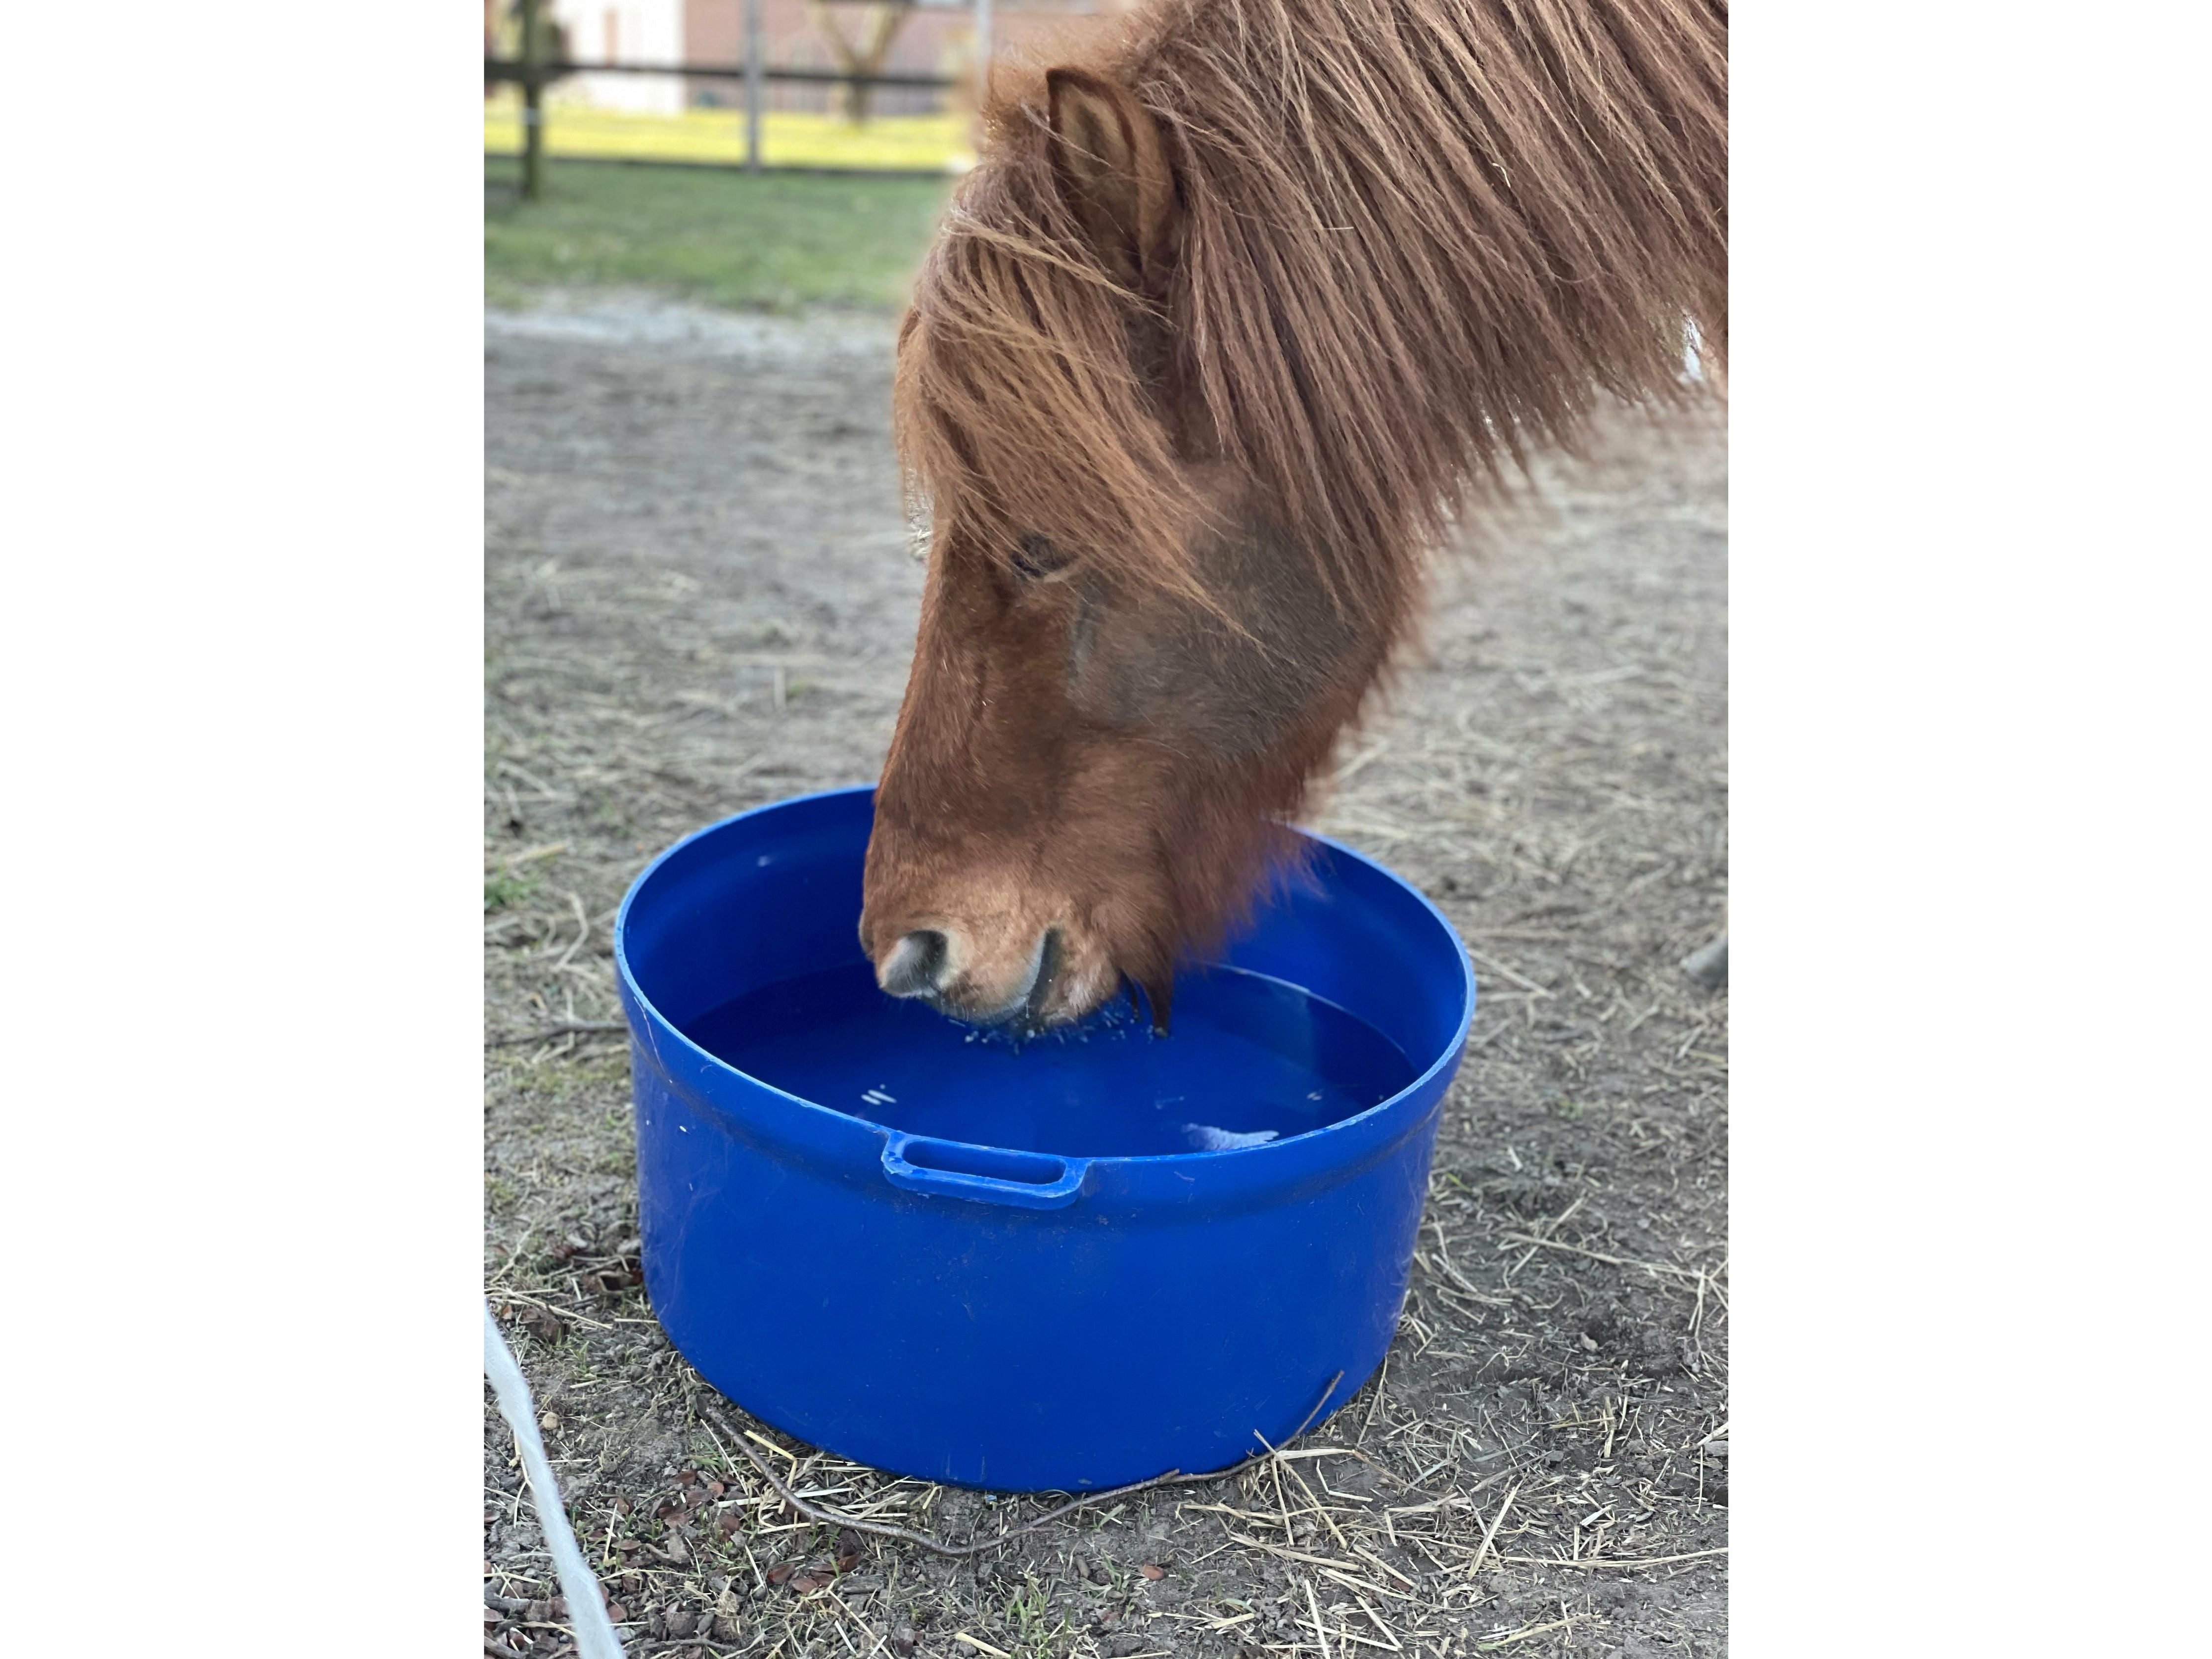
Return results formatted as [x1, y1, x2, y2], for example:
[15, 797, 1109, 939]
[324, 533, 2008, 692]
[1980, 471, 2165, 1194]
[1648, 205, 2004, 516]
[895, 138, 1214, 609]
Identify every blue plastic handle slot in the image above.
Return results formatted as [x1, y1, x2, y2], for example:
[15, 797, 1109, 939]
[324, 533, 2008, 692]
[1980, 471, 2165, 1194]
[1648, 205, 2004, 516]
[880, 1133, 1090, 1210]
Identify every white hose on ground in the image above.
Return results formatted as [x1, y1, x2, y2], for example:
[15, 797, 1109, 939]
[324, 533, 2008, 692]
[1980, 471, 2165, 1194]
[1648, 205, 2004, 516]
[483, 1300, 628, 1659]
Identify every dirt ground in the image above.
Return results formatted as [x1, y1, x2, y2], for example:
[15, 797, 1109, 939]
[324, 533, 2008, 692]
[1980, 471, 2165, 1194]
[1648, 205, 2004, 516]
[485, 293, 1728, 1659]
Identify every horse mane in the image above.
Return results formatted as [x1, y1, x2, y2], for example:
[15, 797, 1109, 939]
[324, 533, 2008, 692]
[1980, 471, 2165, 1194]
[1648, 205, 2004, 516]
[895, 0, 1727, 616]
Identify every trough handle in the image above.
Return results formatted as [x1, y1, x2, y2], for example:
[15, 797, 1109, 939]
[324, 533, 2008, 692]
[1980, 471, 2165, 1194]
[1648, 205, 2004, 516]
[879, 1133, 1090, 1211]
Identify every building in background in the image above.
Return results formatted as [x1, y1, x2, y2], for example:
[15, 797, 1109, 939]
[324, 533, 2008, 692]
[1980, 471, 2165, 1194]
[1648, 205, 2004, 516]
[549, 0, 688, 113]
[489, 0, 1122, 125]
[662, 2, 1106, 120]
[485, 1, 682, 111]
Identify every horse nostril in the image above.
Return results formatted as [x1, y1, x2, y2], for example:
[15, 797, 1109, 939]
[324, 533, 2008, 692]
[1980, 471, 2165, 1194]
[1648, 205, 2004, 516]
[879, 929, 950, 999]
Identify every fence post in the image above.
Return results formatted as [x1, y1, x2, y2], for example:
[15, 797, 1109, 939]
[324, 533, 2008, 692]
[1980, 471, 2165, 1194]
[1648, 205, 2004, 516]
[744, 0, 764, 174]
[519, 0, 545, 201]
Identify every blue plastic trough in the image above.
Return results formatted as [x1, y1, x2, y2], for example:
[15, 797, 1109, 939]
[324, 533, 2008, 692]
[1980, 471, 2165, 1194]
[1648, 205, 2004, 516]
[615, 785, 1475, 1492]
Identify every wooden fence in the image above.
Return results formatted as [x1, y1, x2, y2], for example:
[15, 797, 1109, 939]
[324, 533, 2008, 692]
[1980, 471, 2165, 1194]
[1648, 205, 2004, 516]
[489, 0, 973, 196]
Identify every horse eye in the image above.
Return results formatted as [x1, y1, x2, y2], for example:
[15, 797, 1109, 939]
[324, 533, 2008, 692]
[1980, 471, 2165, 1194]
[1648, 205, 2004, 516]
[1011, 534, 1073, 582]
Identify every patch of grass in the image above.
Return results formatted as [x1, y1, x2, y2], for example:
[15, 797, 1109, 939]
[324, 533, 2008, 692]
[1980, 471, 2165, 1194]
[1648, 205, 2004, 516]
[485, 1173, 522, 1217]
[508, 1053, 632, 1106]
[485, 868, 544, 912]
[1001, 1574, 1071, 1659]
[486, 89, 973, 172]
[485, 157, 951, 312]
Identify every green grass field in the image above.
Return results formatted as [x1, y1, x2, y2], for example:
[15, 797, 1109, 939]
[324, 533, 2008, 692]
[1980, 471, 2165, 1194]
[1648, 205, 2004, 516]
[485, 156, 952, 312]
[486, 88, 974, 173]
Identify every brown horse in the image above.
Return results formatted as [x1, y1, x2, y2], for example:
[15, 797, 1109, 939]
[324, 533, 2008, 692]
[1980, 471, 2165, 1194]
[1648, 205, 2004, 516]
[860, 0, 1726, 1031]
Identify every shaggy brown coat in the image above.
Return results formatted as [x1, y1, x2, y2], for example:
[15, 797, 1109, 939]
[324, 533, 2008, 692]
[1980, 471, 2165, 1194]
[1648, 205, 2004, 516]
[863, 0, 1726, 1028]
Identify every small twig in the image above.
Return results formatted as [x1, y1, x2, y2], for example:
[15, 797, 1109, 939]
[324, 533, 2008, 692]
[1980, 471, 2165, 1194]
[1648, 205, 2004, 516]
[1359, 1356, 1388, 1445]
[1277, 1444, 1424, 1493]
[492, 1288, 613, 1333]
[1495, 1233, 1710, 1285]
[1347, 1541, 1418, 1589]
[1351, 1592, 1403, 1652]
[1477, 1614, 1574, 1651]
[1266, 1440, 1350, 1550]
[490, 841, 568, 870]
[488, 1635, 579, 1659]
[693, 1373, 1341, 1560]
[1305, 1581, 1334, 1659]
[1220, 1536, 1417, 1600]
[1465, 1480, 1519, 1580]
[489, 1020, 627, 1048]
[1461, 945, 1553, 997]
[1280, 1378, 1349, 1454]
[1498, 1547, 1728, 1569]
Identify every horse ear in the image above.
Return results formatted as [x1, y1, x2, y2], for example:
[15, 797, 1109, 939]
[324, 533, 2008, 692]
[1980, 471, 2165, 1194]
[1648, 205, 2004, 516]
[1045, 67, 1176, 285]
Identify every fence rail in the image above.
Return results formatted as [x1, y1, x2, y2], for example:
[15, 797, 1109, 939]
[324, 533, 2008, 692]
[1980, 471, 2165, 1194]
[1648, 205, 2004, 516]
[500, 0, 1004, 191]
[494, 0, 992, 191]
[483, 58, 957, 93]
[487, 54, 963, 186]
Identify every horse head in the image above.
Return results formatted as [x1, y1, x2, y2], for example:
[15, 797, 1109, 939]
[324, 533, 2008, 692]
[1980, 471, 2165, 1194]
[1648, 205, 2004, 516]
[858, 2, 1727, 1029]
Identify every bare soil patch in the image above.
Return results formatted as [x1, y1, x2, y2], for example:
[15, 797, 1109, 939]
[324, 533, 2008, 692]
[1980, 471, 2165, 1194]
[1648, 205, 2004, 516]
[485, 296, 1727, 1659]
